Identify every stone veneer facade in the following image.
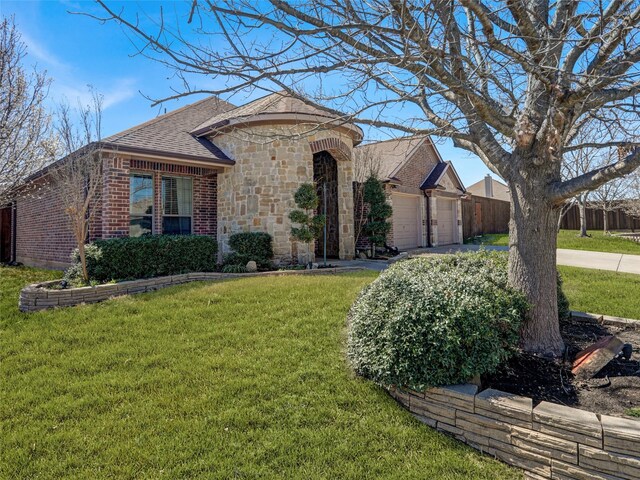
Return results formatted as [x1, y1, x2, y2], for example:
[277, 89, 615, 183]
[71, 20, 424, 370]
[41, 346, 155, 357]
[212, 125, 356, 263]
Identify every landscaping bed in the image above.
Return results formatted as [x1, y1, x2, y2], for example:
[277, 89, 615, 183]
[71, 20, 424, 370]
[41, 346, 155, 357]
[482, 315, 640, 417]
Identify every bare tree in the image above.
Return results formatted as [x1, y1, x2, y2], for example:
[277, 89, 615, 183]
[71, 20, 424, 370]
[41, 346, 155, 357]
[88, 0, 640, 356]
[561, 123, 616, 236]
[52, 90, 105, 283]
[0, 16, 56, 204]
[622, 171, 640, 226]
[591, 149, 633, 233]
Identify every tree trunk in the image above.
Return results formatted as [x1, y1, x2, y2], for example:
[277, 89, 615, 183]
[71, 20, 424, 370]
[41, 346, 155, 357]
[579, 197, 588, 237]
[78, 241, 88, 284]
[603, 209, 609, 233]
[508, 180, 565, 357]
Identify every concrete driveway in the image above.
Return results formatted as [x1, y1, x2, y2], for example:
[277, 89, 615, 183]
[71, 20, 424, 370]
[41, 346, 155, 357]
[338, 244, 640, 274]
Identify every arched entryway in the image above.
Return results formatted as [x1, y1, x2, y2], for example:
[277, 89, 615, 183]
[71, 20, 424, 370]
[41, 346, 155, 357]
[313, 151, 340, 258]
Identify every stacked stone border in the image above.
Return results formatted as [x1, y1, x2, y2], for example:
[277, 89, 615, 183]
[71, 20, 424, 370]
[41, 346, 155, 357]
[19, 267, 364, 312]
[389, 384, 640, 479]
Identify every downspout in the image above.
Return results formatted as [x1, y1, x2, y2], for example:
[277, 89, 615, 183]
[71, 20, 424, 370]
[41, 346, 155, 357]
[424, 191, 432, 247]
[11, 201, 17, 263]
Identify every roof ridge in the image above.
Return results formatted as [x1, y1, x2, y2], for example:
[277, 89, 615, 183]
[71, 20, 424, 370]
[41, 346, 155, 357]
[105, 95, 234, 142]
[357, 134, 427, 147]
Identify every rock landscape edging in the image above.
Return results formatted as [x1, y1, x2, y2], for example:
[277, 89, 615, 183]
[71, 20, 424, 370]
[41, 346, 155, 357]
[19, 267, 365, 312]
[389, 384, 640, 480]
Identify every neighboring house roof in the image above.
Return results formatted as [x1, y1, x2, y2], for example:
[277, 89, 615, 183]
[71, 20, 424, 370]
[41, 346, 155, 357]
[355, 136, 435, 182]
[420, 161, 466, 192]
[191, 91, 363, 143]
[103, 95, 236, 164]
[467, 175, 510, 201]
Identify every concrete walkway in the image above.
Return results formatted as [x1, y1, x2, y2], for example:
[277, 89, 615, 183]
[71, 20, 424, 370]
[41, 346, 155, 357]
[336, 244, 640, 274]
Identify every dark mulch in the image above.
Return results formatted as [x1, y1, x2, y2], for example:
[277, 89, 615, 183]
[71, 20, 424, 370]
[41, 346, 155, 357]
[482, 317, 640, 417]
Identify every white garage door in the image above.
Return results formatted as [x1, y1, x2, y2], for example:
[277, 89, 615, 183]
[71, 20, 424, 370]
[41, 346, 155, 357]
[392, 194, 421, 250]
[437, 198, 456, 245]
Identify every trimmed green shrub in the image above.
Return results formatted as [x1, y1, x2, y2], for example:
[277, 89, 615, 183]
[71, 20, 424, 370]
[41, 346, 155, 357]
[347, 251, 528, 390]
[68, 235, 218, 282]
[227, 232, 274, 268]
[557, 272, 570, 321]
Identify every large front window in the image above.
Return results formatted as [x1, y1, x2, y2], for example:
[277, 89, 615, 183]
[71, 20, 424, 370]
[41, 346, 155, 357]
[162, 176, 192, 235]
[130, 174, 153, 237]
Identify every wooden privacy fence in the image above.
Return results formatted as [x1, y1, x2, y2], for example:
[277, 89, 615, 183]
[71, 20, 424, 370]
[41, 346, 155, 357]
[559, 204, 640, 231]
[462, 196, 510, 240]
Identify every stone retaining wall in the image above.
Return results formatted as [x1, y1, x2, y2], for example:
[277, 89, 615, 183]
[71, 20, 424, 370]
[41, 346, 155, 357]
[389, 385, 640, 479]
[19, 267, 364, 312]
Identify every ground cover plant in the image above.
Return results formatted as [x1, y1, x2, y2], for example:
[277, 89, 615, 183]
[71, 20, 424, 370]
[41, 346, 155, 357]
[475, 230, 640, 255]
[0, 266, 518, 480]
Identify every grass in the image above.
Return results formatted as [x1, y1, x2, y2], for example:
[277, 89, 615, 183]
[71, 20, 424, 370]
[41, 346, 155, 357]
[558, 265, 640, 319]
[627, 409, 640, 418]
[0, 266, 519, 480]
[475, 229, 640, 255]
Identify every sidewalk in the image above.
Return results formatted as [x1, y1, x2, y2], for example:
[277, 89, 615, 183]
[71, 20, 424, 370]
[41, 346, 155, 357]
[338, 244, 640, 274]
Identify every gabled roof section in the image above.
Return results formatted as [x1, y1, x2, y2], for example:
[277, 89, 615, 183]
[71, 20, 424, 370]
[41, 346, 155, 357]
[355, 136, 433, 181]
[103, 95, 236, 164]
[191, 91, 363, 143]
[420, 161, 466, 192]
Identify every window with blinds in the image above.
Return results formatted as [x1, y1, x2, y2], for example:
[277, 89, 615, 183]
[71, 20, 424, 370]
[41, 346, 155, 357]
[162, 176, 193, 235]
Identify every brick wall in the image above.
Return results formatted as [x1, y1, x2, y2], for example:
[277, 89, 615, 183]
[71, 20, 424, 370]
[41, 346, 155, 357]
[14, 157, 218, 269]
[102, 157, 130, 238]
[15, 177, 76, 269]
[393, 141, 440, 196]
[390, 385, 640, 479]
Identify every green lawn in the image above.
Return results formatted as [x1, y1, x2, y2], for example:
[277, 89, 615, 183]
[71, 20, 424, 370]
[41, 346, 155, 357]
[476, 229, 640, 255]
[558, 266, 640, 319]
[0, 266, 518, 480]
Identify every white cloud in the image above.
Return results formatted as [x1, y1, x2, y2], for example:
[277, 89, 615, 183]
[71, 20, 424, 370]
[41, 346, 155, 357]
[20, 31, 68, 70]
[102, 78, 138, 109]
[54, 77, 138, 111]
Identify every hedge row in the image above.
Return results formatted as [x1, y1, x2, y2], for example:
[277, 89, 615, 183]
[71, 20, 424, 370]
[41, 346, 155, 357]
[70, 235, 218, 282]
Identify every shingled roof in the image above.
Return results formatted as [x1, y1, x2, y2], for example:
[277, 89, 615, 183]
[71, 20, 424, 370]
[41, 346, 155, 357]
[103, 95, 236, 164]
[355, 136, 429, 181]
[420, 161, 466, 192]
[191, 91, 363, 142]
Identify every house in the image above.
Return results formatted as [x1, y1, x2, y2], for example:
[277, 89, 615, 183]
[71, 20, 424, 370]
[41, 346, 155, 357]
[355, 136, 466, 250]
[467, 174, 510, 202]
[1, 92, 464, 268]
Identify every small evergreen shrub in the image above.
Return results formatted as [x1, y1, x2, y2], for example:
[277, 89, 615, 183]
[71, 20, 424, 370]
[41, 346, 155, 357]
[222, 264, 248, 274]
[347, 251, 528, 390]
[227, 232, 274, 268]
[67, 235, 218, 282]
[557, 272, 570, 321]
[289, 183, 325, 245]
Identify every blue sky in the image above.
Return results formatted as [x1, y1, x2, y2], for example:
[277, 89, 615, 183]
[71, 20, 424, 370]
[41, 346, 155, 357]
[2, 0, 494, 187]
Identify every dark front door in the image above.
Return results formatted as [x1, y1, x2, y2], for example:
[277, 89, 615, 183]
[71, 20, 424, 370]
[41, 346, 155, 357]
[313, 151, 340, 258]
[0, 207, 12, 263]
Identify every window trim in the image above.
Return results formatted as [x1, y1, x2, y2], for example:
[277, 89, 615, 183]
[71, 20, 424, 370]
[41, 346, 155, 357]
[161, 175, 193, 235]
[129, 172, 154, 236]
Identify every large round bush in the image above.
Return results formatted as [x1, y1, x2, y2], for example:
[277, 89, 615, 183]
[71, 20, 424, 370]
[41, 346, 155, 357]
[347, 251, 528, 390]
